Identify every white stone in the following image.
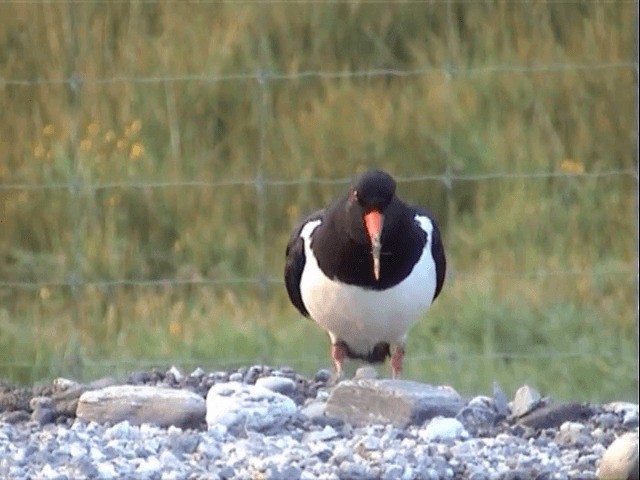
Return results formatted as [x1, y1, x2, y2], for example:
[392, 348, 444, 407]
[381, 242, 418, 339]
[39, 464, 59, 480]
[354, 366, 379, 380]
[167, 365, 184, 382]
[205, 382, 296, 432]
[136, 456, 162, 475]
[597, 431, 639, 480]
[300, 400, 327, 421]
[511, 385, 541, 417]
[104, 420, 139, 441]
[421, 417, 468, 441]
[68, 443, 87, 459]
[96, 462, 117, 479]
[53, 377, 80, 391]
[304, 425, 339, 442]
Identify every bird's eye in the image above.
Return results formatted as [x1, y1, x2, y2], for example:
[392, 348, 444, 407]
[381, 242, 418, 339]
[349, 189, 358, 202]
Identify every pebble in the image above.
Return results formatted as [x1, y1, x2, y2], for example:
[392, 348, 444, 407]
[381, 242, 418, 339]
[421, 417, 468, 441]
[254, 376, 297, 396]
[0, 365, 637, 480]
[511, 384, 542, 417]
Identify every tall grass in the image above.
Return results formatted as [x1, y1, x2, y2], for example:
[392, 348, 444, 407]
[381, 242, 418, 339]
[0, 2, 636, 402]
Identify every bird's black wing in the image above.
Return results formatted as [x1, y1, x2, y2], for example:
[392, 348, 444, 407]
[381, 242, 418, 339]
[284, 209, 324, 318]
[413, 206, 446, 301]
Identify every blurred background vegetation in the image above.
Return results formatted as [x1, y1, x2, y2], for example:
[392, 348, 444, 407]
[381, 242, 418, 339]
[0, 1, 637, 403]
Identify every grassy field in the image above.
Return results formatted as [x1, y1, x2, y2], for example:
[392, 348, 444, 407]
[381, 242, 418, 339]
[0, 2, 637, 403]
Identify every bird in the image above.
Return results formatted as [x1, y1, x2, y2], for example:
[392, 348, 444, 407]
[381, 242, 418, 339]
[284, 169, 446, 379]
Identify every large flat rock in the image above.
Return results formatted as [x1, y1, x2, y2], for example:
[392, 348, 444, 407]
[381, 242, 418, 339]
[325, 379, 464, 427]
[76, 385, 205, 429]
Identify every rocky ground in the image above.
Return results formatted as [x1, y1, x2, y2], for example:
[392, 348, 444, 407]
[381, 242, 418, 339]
[0, 365, 638, 480]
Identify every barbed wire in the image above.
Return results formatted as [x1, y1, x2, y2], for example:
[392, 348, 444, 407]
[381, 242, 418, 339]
[0, 349, 622, 370]
[0, 0, 636, 5]
[0, 266, 636, 290]
[1, 61, 636, 87]
[0, 169, 637, 192]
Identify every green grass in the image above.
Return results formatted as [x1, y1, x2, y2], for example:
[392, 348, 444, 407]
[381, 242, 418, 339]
[0, 2, 637, 403]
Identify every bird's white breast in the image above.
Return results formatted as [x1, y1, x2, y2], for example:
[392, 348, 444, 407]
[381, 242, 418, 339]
[299, 216, 437, 355]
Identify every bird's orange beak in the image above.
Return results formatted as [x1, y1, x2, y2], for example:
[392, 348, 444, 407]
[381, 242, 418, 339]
[364, 210, 384, 281]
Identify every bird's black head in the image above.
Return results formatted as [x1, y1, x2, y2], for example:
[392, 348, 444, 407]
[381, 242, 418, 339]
[346, 169, 397, 281]
[349, 169, 396, 212]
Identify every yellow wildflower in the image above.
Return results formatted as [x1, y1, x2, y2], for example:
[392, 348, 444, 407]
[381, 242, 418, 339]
[104, 130, 116, 143]
[130, 142, 144, 160]
[34, 144, 46, 159]
[126, 119, 142, 137]
[43, 124, 55, 137]
[169, 320, 182, 336]
[79, 138, 92, 152]
[560, 159, 585, 175]
[87, 122, 100, 137]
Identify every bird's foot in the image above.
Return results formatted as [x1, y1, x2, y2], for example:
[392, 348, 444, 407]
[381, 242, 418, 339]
[390, 346, 405, 379]
[329, 343, 347, 385]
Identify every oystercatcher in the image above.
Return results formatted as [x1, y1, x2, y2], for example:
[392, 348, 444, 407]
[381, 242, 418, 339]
[284, 169, 446, 378]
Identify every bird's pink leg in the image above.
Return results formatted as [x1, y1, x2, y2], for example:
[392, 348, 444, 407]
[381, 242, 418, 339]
[331, 343, 346, 377]
[390, 345, 405, 379]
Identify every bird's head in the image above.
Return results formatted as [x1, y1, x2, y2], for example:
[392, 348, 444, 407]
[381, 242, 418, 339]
[346, 169, 397, 281]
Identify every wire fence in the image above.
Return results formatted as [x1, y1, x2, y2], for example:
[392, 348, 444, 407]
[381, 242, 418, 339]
[0, 3, 638, 399]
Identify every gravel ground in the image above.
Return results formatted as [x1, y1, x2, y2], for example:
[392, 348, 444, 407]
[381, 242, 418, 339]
[0, 365, 638, 480]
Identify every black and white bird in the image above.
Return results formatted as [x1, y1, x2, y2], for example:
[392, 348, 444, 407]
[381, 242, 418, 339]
[284, 169, 446, 378]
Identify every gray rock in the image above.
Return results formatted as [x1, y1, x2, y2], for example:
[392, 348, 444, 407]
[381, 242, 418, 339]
[275, 465, 302, 480]
[314, 369, 332, 383]
[511, 385, 542, 417]
[255, 376, 296, 396]
[597, 432, 639, 480]
[51, 383, 89, 417]
[300, 400, 327, 422]
[1, 410, 30, 423]
[457, 396, 500, 435]
[205, 382, 297, 432]
[31, 407, 56, 425]
[218, 466, 235, 480]
[166, 366, 184, 383]
[493, 381, 510, 417]
[29, 396, 53, 411]
[555, 421, 591, 446]
[166, 427, 200, 455]
[0, 385, 31, 413]
[76, 385, 205, 428]
[304, 425, 340, 442]
[518, 402, 594, 429]
[605, 402, 639, 428]
[354, 366, 379, 380]
[383, 464, 404, 480]
[325, 379, 463, 427]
